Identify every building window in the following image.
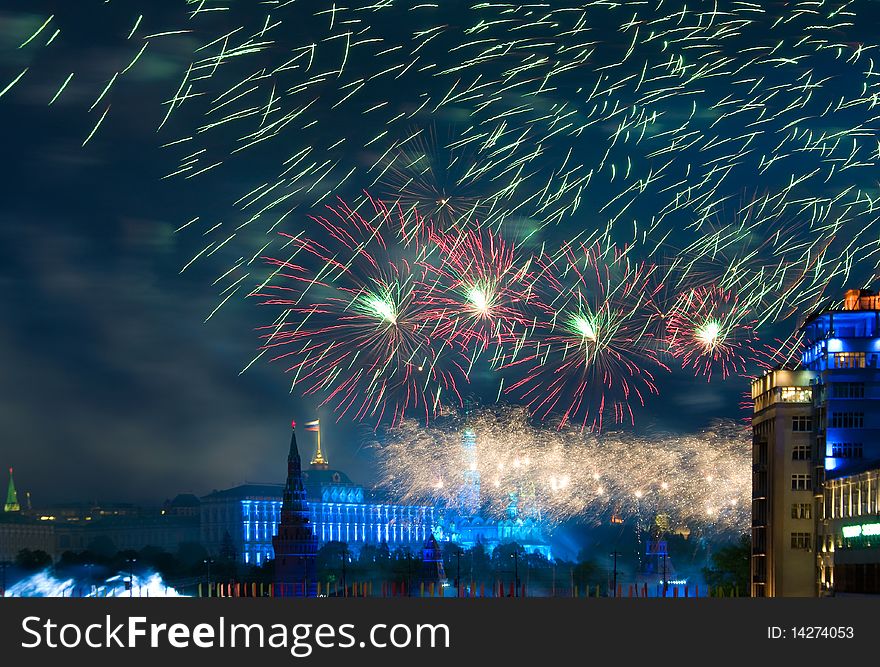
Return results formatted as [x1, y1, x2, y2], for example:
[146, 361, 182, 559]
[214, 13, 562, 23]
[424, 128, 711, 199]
[778, 387, 812, 403]
[790, 532, 811, 549]
[791, 503, 812, 519]
[791, 416, 812, 432]
[791, 474, 811, 491]
[832, 353, 866, 369]
[829, 443, 864, 458]
[831, 382, 865, 399]
[829, 412, 864, 429]
[792, 445, 811, 460]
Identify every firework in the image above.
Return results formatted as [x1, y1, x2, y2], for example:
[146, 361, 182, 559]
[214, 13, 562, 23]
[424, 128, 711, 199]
[0, 6, 192, 145]
[10, 1, 880, 429]
[751, 331, 806, 372]
[45, 0, 862, 316]
[250, 197, 467, 425]
[417, 226, 538, 363]
[661, 192, 812, 327]
[11, 3, 880, 324]
[376, 406, 750, 535]
[500, 241, 668, 431]
[665, 285, 759, 381]
[374, 124, 508, 230]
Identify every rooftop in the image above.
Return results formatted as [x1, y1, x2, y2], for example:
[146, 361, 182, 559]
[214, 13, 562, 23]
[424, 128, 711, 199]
[802, 288, 880, 328]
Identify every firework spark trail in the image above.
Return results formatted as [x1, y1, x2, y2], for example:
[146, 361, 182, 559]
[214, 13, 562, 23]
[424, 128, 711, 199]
[664, 285, 759, 381]
[8, 2, 880, 320]
[376, 406, 750, 536]
[1, 5, 193, 143]
[9, 1, 880, 426]
[417, 225, 539, 364]
[125, 0, 880, 323]
[752, 331, 807, 372]
[661, 192, 811, 321]
[250, 196, 468, 426]
[500, 240, 669, 431]
[374, 124, 508, 231]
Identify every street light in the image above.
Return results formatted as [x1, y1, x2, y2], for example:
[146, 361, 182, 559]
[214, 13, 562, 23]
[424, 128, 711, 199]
[511, 549, 520, 597]
[611, 550, 620, 597]
[203, 558, 214, 585]
[662, 551, 668, 598]
[340, 545, 348, 596]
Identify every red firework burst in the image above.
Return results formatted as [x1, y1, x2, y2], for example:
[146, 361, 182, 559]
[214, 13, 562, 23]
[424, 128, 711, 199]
[500, 241, 669, 431]
[250, 196, 466, 426]
[665, 285, 759, 380]
[417, 226, 538, 358]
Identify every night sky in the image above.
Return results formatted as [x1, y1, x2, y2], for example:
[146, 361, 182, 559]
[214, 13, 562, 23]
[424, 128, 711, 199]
[3, 1, 878, 505]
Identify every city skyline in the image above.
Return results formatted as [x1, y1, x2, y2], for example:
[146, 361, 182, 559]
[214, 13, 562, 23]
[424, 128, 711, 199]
[3, 2, 880, 504]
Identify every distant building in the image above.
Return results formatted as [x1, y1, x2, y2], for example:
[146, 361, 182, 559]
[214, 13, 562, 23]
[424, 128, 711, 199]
[272, 422, 318, 596]
[0, 514, 54, 562]
[200, 423, 438, 565]
[415, 534, 447, 593]
[0, 495, 200, 561]
[752, 288, 880, 596]
[163, 494, 201, 518]
[5, 468, 20, 513]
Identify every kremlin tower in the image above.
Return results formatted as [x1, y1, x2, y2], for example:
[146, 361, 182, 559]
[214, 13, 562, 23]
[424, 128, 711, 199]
[272, 422, 319, 596]
[5, 467, 20, 513]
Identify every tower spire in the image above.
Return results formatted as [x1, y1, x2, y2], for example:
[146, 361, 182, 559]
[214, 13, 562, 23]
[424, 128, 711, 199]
[284, 422, 306, 502]
[305, 419, 328, 469]
[273, 421, 319, 596]
[5, 467, 20, 513]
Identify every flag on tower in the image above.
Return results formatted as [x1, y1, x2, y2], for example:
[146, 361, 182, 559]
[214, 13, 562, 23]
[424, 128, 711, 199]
[304, 420, 320, 432]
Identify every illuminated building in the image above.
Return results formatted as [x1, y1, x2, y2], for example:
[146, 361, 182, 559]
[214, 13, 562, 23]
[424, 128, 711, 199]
[5, 467, 20, 513]
[803, 289, 880, 595]
[200, 422, 438, 565]
[750, 368, 817, 597]
[459, 427, 481, 513]
[752, 289, 880, 596]
[415, 533, 447, 593]
[822, 467, 880, 594]
[438, 416, 552, 559]
[443, 514, 551, 559]
[641, 517, 678, 591]
[272, 422, 318, 595]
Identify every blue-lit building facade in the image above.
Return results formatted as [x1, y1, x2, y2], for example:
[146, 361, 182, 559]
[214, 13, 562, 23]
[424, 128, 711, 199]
[445, 410, 552, 559]
[444, 514, 551, 560]
[202, 477, 437, 566]
[200, 422, 436, 565]
[202, 423, 552, 565]
[801, 289, 880, 594]
[752, 289, 880, 596]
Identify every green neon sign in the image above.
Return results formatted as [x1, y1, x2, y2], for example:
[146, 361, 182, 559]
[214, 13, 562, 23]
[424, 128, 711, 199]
[842, 522, 880, 539]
